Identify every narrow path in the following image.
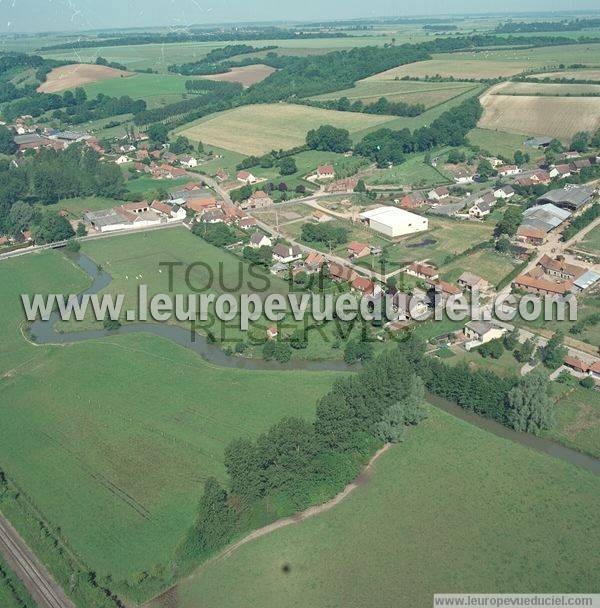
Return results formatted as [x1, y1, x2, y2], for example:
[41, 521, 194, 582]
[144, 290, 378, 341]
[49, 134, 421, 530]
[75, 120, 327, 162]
[143, 443, 392, 608]
[0, 512, 76, 608]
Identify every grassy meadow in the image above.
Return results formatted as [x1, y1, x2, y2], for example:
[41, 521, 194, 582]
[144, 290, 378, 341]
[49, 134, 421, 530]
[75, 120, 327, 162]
[0, 250, 340, 580]
[367, 151, 451, 187]
[467, 127, 529, 158]
[174, 407, 600, 608]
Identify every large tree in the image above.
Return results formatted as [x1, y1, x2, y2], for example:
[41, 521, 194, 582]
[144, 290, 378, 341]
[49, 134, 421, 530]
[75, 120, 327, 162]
[505, 370, 554, 434]
[306, 124, 351, 153]
[5, 201, 34, 237]
[0, 125, 17, 155]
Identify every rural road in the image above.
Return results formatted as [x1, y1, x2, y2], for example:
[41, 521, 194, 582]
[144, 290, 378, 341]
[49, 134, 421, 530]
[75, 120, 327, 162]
[0, 512, 76, 608]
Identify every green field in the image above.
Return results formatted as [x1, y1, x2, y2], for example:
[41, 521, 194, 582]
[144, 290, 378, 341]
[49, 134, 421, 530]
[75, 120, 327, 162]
[577, 225, 600, 254]
[125, 175, 191, 196]
[0, 556, 35, 608]
[367, 151, 451, 187]
[310, 80, 478, 109]
[174, 407, 600, 608]
[365, 43, 600, 80]
[499, 81, 600, 96]
[46, 196, 124, 220]
[383, 218, 495, 268]
[175, 103, 397, 155]
[467, 127, 529, 158]
[439, 249, 519, 286]
[82, 73, 197, 107]
[0, 250, 340, 580]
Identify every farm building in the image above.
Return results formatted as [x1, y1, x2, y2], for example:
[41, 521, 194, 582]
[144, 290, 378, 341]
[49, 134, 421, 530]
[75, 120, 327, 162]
[464, 321, 507, 351]
[537, 186, 595, 211]
[573, 270, 600, 293]
[316, 165, 335, 180]
[525, 136, 553, 149]
[359, 207, 428, 238]
[521, 203, 571, 234]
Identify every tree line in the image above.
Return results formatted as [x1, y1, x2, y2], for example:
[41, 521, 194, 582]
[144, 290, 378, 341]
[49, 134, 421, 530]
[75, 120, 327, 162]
[299, 95, 425, 117]
[169, 45, 277, 75]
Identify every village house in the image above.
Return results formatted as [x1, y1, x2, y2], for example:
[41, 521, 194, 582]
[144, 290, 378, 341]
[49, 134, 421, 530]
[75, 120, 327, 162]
[463, 321, 507, 351]
[201, 209, 226, 224]
[406, 262, 439, 282]
[316, 164, 335, 180]
[238, 216, 257, 230]
[216, 169, 229, 182]
[179, 155, 198, 168]
[326, 177, 358, 193]
[451, 168, 475, 184]
[485, 156, 503, 168]
[494, 185, 515, 199]
[237, 170, 258, 185]
[431, 280, 462, 304]
[400, 191, 426, 209]
[570, 158, 591, 173]
[304, 251, 326, 273]
[186, 197, 219, 214]
[516, 226, 546, 246]
[468, 191, 496, 219]
[515, 170, 551, 188]
[247, 190, 273, 209]
[457, 271, 488, 292]
[428, 186, 450, 201]
[329, 262, 358, 284]
[512, 271, 573, 297]
[549, 164, 571, 179]
[162, 151, 177, 164]
[392, 292, 429, 321]
[347, 241, 371, 259]
[115, 155, 130, 165]
[312, 210, 332, 223]
[497, 165, 521, 177]
[537, 255, 586, 281]
[563, 356, 600, 382]
[272, 244, 303, 264]
[351, 276, 379, 297]
[249, 232, 272, 249]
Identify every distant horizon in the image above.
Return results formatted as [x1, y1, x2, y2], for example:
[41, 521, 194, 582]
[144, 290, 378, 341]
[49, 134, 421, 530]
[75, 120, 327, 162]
[1, 1, 600, 36]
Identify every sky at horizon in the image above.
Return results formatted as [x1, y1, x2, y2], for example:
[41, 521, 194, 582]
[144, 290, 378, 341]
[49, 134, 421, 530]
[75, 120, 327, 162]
[0, 0, 598, 35]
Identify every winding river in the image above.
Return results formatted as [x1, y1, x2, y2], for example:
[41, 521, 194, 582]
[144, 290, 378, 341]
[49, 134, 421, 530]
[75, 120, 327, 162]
[30, 252, 600, 475]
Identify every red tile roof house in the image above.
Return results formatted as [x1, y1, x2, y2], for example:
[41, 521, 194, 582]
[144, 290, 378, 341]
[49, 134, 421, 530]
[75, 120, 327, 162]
[186, 197, 218, 214]
[347, 241, 371, 259]
[248, 190, 273, 209]
[237, 170, 258, 185]
[512, 273, 573, 297]
[431, 281, 462, 303]
[238, 216, 257, 229]
[497, 164, 521, 177]
[516, 226, 546, 246]
[428, 186, 450, 201]
[159, 164, 187, 179]
[564, 356, 592, 375]
[328, 262, 358, 283]
[316, 164, 335, 180]
[304, 251, 327, 273]
[150, 200, 174, 217]
[537, 255, 586, 281]
[351, 276, 377, 296]
[406, 262, 439, 282]
[216, 169, 229, 182]
[400, 192, 426, 209]
[549, 164, 571, 179]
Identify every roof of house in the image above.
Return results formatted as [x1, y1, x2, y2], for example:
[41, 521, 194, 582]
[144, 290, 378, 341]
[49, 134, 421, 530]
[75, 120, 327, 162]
[436, 281, 462, 295]
[522, 203, 571, 233]
[347, 241, 370, 254]
[465, 320, 497, 336]
[407, 262, 438, 278]
[201, 209, 225, 222]
[458, 271, 485, 288]
[273, 243, 301, 258]
[352, 276, 375, 293]
[517, 226, 546, 239]
[434, 186, 449, 196]
[497, 185, 515, 195]
[564, 356, 591, 372]
[150, 200, 173, 215]
[305, 251, 326, 267]
[317, 164, 334, 174]
[538, 255, 586, 279]
[329, 262, 356, 281]
[186, 197, 218, 213]
[239, 216, 257, 226]
[513, 273, 572, 294]
[250, 231, 269, 245]
[403, 191, 426, 204]
[237, 170, 252, 179]
[251, 190, 270, 199]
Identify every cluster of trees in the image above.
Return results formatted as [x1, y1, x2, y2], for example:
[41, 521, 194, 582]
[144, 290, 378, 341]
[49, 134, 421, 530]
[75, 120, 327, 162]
[355, 96, 482, 166]
[39, 29, 350, 52]
[300, 222, 348, 246]
[495, 18, 600, 33]
[94, 55, 128, 71]
[306, 125, 352, 153]
[191, 222, 238, 248]
[242, 245, 272, 267]
[0, 144, 124, 235]
[169, 45, 277, 75]
[303, 96, 424, 117]
[133, 81, 243, 125]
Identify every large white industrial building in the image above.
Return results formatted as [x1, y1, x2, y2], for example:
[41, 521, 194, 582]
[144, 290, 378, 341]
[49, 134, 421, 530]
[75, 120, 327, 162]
[359, 207, 429, 238]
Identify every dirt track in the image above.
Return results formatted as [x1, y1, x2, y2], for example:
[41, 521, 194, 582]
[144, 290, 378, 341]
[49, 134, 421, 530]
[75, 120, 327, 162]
[38, 63, 134, 93]
[144, 443, 392, 608]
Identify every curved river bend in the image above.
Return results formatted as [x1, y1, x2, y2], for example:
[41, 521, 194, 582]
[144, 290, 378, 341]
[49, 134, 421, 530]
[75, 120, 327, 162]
[30, 252, 600, 475]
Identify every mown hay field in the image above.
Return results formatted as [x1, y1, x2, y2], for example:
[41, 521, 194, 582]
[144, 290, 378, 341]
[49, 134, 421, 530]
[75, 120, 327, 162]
[499, 81, 600, 96]
[310, 80, 478, 108]
[176, 103, 396, 155]
[478, 94, 600, 140]
[38, 63, 133, 92]
[200, 64, 277, 87]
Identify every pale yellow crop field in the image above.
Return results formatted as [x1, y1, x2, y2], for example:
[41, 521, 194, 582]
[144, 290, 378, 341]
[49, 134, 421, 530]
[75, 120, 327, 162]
[176, 103, 396, 155]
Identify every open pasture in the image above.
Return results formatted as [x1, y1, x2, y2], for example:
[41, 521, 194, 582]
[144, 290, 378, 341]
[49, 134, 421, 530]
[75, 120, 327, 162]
[0, 249, 339, 579]
[37, 63, 133, 93]
[173, 407, 600, 608]
[467, 127, 528, 158]
[310, 80, 478, 108]
[200, 64, 277, 87]
[176, 103, 395, 156]
[478, 93, 600, 140]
